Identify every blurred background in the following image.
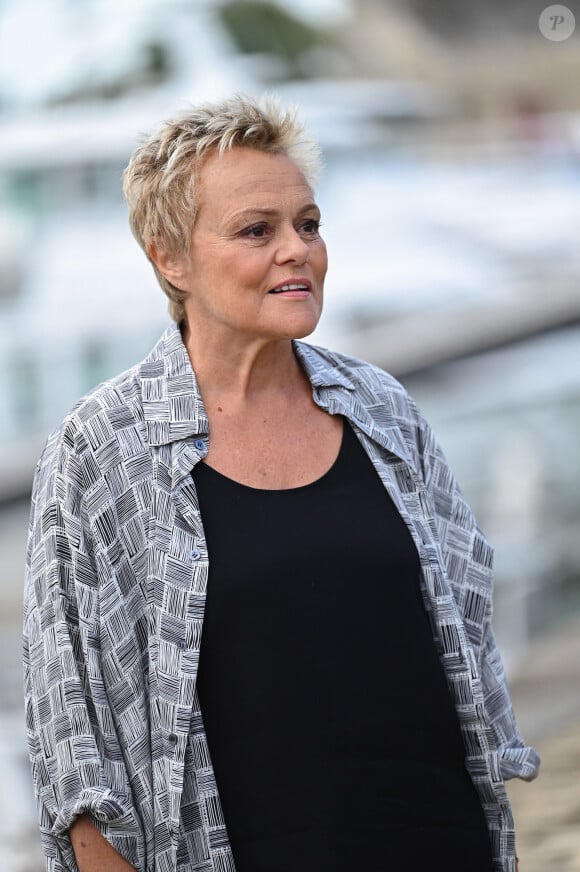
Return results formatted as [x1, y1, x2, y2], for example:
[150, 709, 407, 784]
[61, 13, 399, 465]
[1, 0, 579, 868]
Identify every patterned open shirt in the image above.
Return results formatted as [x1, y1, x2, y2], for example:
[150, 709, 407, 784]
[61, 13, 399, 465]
[23, 324, 540, 872]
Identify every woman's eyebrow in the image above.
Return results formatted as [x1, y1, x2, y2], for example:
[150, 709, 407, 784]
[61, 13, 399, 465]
[229, 207, 279, 221]
[229, 202, 320, 222]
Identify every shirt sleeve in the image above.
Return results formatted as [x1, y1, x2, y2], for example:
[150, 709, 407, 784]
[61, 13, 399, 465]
[23, 426, 145, 871]
[412, 404, 541, 783]
[477, 617, 540, 781]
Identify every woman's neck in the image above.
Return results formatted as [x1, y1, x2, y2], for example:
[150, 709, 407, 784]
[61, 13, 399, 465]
[181, 323, 308, 406]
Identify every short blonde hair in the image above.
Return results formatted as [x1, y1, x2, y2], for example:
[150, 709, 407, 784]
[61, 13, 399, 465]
[123, 94, 323, 323]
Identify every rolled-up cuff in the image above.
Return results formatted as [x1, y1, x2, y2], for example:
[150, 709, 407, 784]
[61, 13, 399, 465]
[52, 786, 134, 836]
[51, 787, 142, 871]
[499, 745, 541, 782]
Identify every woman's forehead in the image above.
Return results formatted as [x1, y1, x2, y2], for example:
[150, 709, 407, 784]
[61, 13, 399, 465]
[197, 148, 315, 220]
[200, 147, 309, 192]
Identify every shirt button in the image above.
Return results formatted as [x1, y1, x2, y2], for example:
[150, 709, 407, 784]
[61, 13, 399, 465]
[167, 732, 178, 746]
[189, 547, 201, 560]
[194, 438, 205, 450]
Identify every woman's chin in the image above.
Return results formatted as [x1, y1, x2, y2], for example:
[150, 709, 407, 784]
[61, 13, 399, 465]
[277, 317, 321, 341]
[275, 306, 322, 340]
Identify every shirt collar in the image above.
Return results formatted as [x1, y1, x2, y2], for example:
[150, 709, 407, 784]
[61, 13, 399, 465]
[291, 339, 356, 391]
[293, 339, 418, 473]
[142, 326, 357, 447]
[141, 325, 415, 473]
[141, 324, 209, 446]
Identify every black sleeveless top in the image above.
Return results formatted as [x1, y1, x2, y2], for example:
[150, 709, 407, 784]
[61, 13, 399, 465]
[193, 418, 493, 871]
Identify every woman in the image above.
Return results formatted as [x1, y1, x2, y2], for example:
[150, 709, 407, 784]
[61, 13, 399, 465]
[24, 95, 538, 872]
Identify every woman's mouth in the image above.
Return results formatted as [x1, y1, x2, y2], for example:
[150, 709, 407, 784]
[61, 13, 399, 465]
[268, 282, 311, 295]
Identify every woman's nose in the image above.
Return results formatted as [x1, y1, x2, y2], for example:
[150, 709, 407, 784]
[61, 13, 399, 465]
[275, 226, 309, 264]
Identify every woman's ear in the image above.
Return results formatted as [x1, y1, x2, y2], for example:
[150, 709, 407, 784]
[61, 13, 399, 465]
[148, 240, 189, 290]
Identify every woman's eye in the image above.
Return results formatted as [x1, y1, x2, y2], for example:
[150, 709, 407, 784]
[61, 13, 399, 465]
[300, 219, 321, 235]
[244, 223, 270, 239]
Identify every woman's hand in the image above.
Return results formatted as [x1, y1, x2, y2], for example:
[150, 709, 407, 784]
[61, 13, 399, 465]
[70, 815, 137, 872]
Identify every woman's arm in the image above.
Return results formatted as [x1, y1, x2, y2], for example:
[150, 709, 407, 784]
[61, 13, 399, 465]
[24, 426, 145, 870]
[411, 402, 540, 782]
[70, 816, 137, 872]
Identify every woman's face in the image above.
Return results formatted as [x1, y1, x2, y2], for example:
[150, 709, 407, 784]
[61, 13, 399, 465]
[169, 146, 328, 345]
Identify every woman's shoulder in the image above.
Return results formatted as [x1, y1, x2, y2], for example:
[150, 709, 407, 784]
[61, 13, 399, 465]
[48, 362, 145, 451]
[35, 328, 174, 483]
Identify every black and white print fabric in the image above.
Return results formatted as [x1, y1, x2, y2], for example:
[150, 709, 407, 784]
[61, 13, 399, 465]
[23, 324, 539, 872]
